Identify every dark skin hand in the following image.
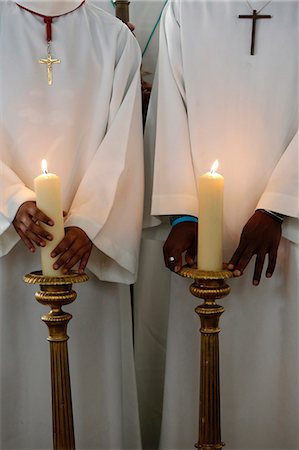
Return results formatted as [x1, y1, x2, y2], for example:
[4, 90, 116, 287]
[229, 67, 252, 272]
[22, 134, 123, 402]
[227, 210, 282, 285]
[163, 221, 197, 272]
[13, 201, 92, 274]
[51, 226, 92, 274]
[13, 201, 53, 252]
[163, 210, 282, 285]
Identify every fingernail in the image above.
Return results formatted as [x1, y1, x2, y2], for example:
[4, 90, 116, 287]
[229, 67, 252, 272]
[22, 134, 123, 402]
[174, 266, 180, 273]
[233, 269, 241, 277]
[266, 272, 272, 278]
[47, 235, 53, 240]
[40, 242, 45, 247]
[227, 264, 234, 270]
[51, 252, 56, 257]
[30, 247, 35, 253]
[48, 220, 54, 226]
[253, 280, 259, 286]
[53, 264, 58, 269]
[63, 269, 68, 274]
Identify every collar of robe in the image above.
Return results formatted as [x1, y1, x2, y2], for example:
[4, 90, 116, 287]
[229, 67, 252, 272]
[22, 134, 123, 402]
[15, 1, 85, 19]
[16, 0, 85, 41]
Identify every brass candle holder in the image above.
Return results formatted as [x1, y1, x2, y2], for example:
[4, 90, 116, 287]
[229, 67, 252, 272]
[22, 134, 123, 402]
[178, 266, 232, 450]
[23, 271, 89, 450]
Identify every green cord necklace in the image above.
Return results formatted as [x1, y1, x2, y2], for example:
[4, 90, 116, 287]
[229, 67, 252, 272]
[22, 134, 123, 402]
[110, 0, 168, 57]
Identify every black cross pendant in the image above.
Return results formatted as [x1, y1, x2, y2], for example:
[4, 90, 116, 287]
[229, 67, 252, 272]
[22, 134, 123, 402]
[239, 9, 271, 55]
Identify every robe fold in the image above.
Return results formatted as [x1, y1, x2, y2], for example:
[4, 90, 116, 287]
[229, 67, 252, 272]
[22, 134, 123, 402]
[0, 1, 144, 448]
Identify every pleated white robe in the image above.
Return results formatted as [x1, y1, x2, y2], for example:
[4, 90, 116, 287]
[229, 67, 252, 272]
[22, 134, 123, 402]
[0, 1, 143, 448]
[135, 1, 299, 449]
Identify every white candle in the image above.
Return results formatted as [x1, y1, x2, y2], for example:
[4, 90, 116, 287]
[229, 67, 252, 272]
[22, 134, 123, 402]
[34, 159, 65, 276]
[197, 160, 224, 271]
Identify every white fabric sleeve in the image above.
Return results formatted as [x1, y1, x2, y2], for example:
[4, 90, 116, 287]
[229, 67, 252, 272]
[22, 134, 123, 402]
[0, 162, 36, 255]
[256, 131, 299, 243]
[257, 131, 298, 218]
[150, 1, 198, 218]
[64, 28, 144, 283]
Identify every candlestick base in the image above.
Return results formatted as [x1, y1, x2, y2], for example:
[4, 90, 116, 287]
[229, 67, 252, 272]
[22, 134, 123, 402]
[178, 265, 232, 450]
[23, 270, 89, 450]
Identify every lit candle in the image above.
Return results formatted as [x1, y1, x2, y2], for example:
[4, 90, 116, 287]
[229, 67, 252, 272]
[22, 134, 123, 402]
[34, 159, 65, 276]
[197, 160, 224, 271]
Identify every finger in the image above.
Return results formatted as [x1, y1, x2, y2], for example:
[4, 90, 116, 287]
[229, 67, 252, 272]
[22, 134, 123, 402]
[53, 247, 75, 270]
[185, 246, 196, 267]
[51, 236, 72, 257]
[60, 245, 91, 274]
[227, 241, 247, 270]
[29, 222, 53, 241]
[21, 203, 53, 226]
[266, 248, 278, 278]
[17, 223, 47, 247]
[19, 216, 53, 242]
[164, 251, 182, 273]
[78, 251, 91, 273]
[64, 240, 92, 273]
[253, 251, 267, 286]
[231, 247, 254, 277]
[16, 228, 36, 252]
[53, 237, 89, 270]
[185, 253, 195, 267]
[34, 209, 54, 226]
[60, 252, 83, 273]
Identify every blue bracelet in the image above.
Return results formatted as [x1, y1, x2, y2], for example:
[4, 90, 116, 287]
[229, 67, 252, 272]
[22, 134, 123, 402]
[170, 215, 198, 227]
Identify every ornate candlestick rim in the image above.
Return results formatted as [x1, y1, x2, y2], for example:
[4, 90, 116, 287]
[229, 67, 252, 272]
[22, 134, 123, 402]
[178, 264, 233, 281]
[23, 270, 89, 285]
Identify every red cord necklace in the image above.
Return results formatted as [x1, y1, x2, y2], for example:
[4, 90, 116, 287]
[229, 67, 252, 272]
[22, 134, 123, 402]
[16, 1, 85, 85]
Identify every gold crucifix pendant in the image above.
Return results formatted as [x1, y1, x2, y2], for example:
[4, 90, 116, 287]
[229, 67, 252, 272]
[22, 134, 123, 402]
[39, 43, 61, 86]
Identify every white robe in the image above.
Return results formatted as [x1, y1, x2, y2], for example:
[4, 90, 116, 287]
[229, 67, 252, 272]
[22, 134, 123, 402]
[93, 0, 166, 85]
[0, 1, 143, 448]
[135, 1, 299, 449]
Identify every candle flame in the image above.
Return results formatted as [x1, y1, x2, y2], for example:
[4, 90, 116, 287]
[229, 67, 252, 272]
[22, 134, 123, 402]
[210, 160, 219, 175]
[41, 159, 48, 174]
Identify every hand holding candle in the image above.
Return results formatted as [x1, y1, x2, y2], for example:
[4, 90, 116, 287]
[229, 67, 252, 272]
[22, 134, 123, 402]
[197, 160, 224, 271]
[34, 159, 65, 276]
[12, 201, 54, 252]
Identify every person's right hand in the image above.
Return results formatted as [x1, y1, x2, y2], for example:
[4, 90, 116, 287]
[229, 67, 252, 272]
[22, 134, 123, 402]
[163, 221, 198, 272]
[13, 201, 54, 252]
[227, 210, 282, 285]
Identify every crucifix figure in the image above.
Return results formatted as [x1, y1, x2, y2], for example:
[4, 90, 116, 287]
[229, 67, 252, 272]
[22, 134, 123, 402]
[39, 51, 61, 86]
[239, 9, 271, 55]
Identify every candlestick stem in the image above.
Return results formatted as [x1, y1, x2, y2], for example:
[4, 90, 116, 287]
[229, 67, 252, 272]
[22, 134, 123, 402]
[178, 267, 232, 450]
[23, 271, 89, 450]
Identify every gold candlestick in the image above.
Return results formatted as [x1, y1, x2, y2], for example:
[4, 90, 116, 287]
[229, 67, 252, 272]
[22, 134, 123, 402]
[23, 271, 89, 450]
[178, 266, 232, 450]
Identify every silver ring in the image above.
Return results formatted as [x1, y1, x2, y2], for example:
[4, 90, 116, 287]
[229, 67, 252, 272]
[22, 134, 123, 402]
[168, 256, 175, 263]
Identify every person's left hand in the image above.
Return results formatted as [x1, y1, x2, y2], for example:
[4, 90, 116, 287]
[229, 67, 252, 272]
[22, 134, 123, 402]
[51, 226, 92, 274]
[227, 210, 282, 286]
[163, 221, 197, 272]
